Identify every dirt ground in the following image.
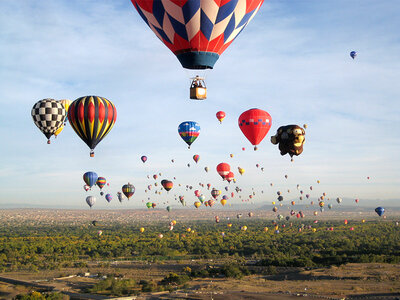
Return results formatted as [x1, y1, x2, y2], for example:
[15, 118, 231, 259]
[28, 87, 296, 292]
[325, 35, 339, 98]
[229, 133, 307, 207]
[1, 262, 399, 299]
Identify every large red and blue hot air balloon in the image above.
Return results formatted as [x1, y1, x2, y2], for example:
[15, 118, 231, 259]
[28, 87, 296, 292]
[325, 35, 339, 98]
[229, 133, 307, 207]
[178, 121, 200, 148]
[130, 0, 264, 70]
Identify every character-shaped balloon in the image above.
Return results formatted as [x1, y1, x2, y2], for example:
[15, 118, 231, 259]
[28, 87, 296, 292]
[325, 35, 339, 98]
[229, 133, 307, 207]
[271, 125, 305, 157]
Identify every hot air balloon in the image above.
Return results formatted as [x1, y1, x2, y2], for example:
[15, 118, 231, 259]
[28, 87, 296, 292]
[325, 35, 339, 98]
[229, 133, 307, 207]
[178, 121, 200, 149]
[238, 167, 245, 175]
[130, 0, 264, 91]
[216, 162, 230, 180]
[117, 192, 123, 203]
[211, 188, 221, 199]
[230, 154, 234, 158]
[241, 226, 247, 231]
[193, 154, 200, 163]
[53, 126, 64, 138]
[161, 180, 173, 192]
[375, 207, 384, 216]
[271, 125, 305, 158]
[166, 206, 171, 212]
[83, 172, 98, 188]
[194, 201, 201, 208]
[59, 99, 72, 125]
[158, 234, 164, 239]
[84, 185, 90, 192]
[226, 172, 234, 183]
[198, 194, 205, 203]
[105, 194, 112, 203]
[141, 155, 147, 163]
[152, 202, 157, 209]
[204, 166, 209, 173]
[122, 183, 135, 199]
[140, 227, 145, 233]
[96, 177, 106, 190]
[86, 196, 96, 208]
[220, 199, 227, 206]
[238, 108, 272, 150]
[31, 99, 67, 144]
[350, 51, 357, 59]
[355, 198, 359, 203]
[68, 96, 117, 157]
[336, 197, 342, 204]
[216, 111, 226, 123]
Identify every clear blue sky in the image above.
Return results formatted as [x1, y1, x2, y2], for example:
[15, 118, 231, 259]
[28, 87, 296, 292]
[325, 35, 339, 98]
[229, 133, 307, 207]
[0, 0, 399, 209]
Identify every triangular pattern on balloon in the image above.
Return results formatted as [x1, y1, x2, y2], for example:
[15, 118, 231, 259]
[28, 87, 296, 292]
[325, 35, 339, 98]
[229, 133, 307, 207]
[131, 0, 264, 69]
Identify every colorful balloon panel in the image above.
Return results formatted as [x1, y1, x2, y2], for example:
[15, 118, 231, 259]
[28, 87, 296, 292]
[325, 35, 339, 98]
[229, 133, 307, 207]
[130, 0, 264, 69]
[238, 108, 272, 150]
[178, 121, 200, 148]
[68, 96, 117, 156]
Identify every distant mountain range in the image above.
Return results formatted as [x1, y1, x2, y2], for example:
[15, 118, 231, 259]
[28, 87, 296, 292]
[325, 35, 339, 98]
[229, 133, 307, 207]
[1, 197, 398, 210]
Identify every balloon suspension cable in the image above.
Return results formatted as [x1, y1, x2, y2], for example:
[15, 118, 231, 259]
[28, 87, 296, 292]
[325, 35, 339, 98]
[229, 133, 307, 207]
[90, 150, 94, 157]
[47, 139, 51, 144]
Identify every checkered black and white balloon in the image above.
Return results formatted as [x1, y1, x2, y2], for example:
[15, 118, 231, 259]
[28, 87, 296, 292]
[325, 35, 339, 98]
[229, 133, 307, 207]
[31, 99, 66, 143]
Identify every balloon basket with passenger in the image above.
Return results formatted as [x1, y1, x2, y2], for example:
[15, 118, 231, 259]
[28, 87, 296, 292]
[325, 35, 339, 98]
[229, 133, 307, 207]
[189, 76, 207, 100]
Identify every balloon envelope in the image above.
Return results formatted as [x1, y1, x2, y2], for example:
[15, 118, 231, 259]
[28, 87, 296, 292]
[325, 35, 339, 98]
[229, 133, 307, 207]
[122, 183, 135, 199]
[86, 196, 96, 208]
[375, 207, 384, 216]
[105, 194, 112, 202]
[83, 172, 98, 188]
[216, 111, 226, 123]
[68, 96, 117, 156]
[130, 0, 264, 70]
[31, 99, 67, 142]
[178, 121, 200, 148]
[238, 108, 272, 150]
[96, 177, 106, 190]
[216, 162, 230, 179]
